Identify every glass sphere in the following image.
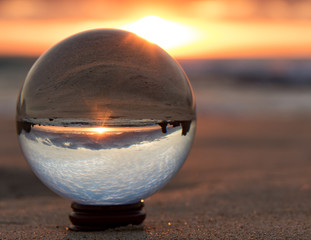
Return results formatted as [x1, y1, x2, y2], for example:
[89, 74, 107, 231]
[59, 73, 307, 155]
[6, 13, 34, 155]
[16, 29, 196, 205]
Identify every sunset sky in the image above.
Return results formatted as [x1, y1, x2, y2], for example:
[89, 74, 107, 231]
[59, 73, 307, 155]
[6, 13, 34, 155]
[1, 0, 311, 59]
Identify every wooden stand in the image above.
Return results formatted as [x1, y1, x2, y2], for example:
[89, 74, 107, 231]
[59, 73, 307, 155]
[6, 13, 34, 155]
[69, 201, 146, 231]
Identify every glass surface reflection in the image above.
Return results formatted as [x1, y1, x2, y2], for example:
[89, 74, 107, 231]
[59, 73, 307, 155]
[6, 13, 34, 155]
[16, 29, 196, 206]
[18, 119, 195, 205]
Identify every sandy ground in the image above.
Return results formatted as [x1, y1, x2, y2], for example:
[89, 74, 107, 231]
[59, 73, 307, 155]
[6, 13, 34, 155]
[0, 114, 311, 239]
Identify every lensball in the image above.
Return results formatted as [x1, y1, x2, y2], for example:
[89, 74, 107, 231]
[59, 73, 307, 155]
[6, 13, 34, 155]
[16, 29, 196, 205]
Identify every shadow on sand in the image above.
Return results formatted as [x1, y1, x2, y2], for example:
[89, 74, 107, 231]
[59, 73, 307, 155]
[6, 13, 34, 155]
[0, 167, 56, 199]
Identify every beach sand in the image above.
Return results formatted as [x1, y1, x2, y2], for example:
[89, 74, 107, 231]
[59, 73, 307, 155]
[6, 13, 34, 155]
[0, 114, 311, 239]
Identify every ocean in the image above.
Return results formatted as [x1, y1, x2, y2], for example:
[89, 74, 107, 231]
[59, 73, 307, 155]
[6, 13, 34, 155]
[1, 57, 311, 118]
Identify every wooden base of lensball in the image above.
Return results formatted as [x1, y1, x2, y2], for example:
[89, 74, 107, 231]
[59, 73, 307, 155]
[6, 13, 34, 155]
[68, 201, 146, 231]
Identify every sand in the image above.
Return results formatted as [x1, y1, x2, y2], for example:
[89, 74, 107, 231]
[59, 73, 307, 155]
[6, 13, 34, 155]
[0, 114, 311, 239]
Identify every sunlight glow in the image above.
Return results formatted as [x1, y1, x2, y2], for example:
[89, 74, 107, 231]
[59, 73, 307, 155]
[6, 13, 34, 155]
[33, 125, 160, 135]
[120, 16, 198, 50]
[91, 127, 109, 134]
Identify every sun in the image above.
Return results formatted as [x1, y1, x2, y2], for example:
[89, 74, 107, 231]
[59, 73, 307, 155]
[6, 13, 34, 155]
[120, 16, 197, 51]
[90, 127, 109, 134]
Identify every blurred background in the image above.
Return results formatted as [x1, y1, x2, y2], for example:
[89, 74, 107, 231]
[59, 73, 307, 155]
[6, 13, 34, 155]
[1, 0, 311, 119]
[0, 1, 311, 237]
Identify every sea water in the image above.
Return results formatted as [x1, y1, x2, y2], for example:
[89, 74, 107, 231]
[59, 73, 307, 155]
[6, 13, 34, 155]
[18, 119, 196, 205]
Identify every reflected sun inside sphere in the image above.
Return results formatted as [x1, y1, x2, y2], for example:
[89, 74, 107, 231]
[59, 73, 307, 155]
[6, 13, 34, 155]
[92, 127, 108, 134]
[16, 29, 196, 205]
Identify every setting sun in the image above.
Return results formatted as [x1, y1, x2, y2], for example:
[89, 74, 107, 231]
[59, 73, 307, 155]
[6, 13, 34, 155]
[0, 1, 311, 58]
[120, 16, 198, 51]
[91, 127, 109, 134]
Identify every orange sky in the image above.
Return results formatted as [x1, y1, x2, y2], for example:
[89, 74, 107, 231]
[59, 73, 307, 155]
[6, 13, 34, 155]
[1, 0, 311, 59]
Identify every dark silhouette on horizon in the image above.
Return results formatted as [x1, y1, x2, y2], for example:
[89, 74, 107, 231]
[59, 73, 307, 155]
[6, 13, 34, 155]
[158, 120, 192, 136]
[159, 121, 168, 133]
[16, 120, 33, 135]
[17, 119, 193, 136]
